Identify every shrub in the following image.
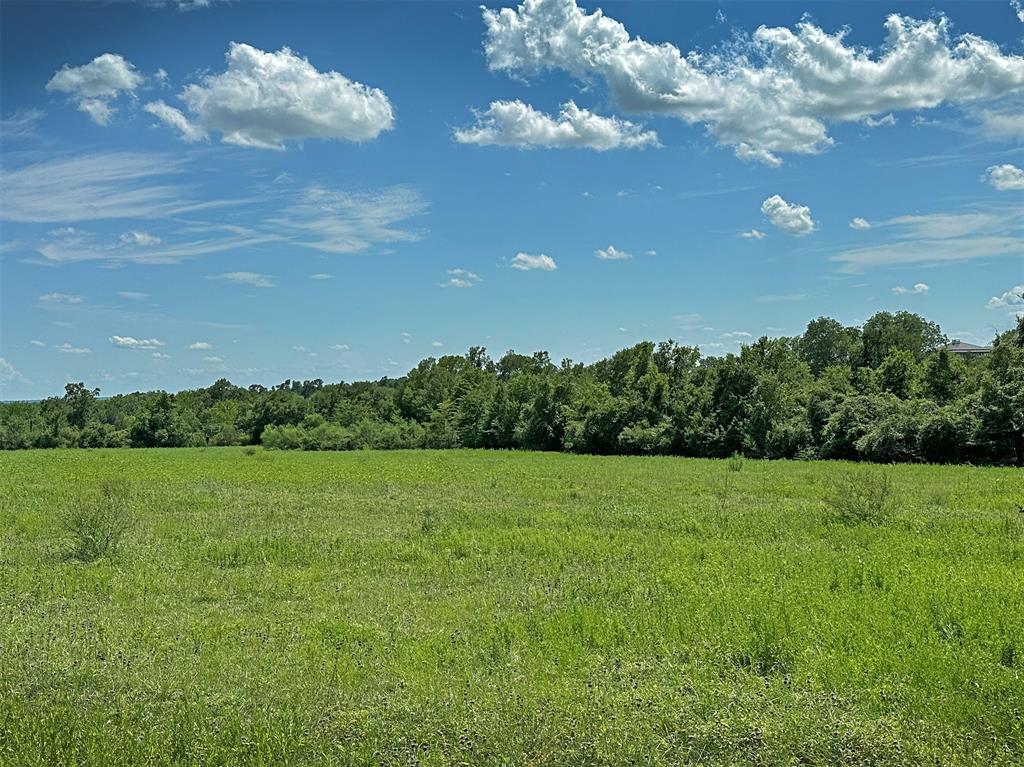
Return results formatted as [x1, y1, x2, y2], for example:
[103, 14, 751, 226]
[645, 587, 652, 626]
[63, 482, 133, 562]
[727, 452, 744, 472]
[827, 469, 895, 526]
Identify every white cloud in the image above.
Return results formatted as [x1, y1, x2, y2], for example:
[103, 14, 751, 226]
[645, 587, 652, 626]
[0, 152, 192, 224]
[849, 217, 872, 230]
[979, 109, 1024, 139]
[152, 352, 171, 359]
[454, 100, 658, 150]
[0, 109, 45, 140]
[0, 357, 27, 384]
[987, 284, 1024, 308]
[864, 113, 896, 128]
[46, 53, 143, 125]
[432, 341, 443, 348]
[892, 282, 929, 295]
[721, 331, 753, 339]
[178, 42, 393, 149]
[189, 341, 212, 350]
[511, 252, 557, 271]
[832, 208, 1022, 271]
[481, 0, 1024, 163]
[1014, 0, 1024, 23]
[984, 163, 1024, 190]
[110, 335, 164, 350]
[117, 291, 149, 300]
[39, 292, 82, 304]
[761, 195, 816, 235]
[119, 230, 161, 246]
[143, 100, 208, 142]
[595, 245, 632, 260]
[30, 340, 46, 347]
[739, 229, 766, 239]
[56, 343, 91, 354]
[310, 273, 333, 280]
[441, 268, 482, 288]
[734, 144, 782, 167]
[202, 356, 223, 363]
[215, 271, 275, 288]
[400, 332, 412, 344]
[268, 185, 426, 254]
[329, 343, 350, 351]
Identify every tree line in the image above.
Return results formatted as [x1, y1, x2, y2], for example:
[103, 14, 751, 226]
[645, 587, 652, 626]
[2, 311, 1022, 465]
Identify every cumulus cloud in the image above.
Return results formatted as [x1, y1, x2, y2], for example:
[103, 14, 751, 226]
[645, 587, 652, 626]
[189, 341, 212, 350]
[510, 252, 557, 271]
[215, 271, 275, 288]
[119, 230, 161, 246]
[892, 282, 929, 295]
[176, 42, 393, 149]
[143, 100, 207, 142]
[984, 163, 1024, 190]
[987, 284, 1024, 308]
[595, 245, 632, 260]
[761, 195, 816, 235]
[739, 229, 767, 239]
[110, 335, 164, 349]
[56, 343, 91, 354]
[39, 292, 82, 304]
[152, 352, 171, 359]
[329, 343, 350, 351]
[1014, 0, 1024, 23]
[850, 217, 872, 230]
[454, 100, 658, 150]
[481, 0, 1024, 163]
[441, 268, 482, 288]
[46, 53, 143, 125]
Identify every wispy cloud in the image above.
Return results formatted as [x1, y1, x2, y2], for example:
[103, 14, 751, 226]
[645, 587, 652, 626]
[211, 271, 275, 288]
[268, 185, 427, 254]
[832, 206, 1023, 272]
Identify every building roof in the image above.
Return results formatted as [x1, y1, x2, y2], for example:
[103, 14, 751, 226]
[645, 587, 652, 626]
[943, 340, 993, 354]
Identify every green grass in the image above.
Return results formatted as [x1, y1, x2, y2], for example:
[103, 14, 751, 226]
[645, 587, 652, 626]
[0, 448, 1022, 766]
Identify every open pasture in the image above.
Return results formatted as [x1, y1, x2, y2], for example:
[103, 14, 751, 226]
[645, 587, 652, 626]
[0, 448, 1022, 766]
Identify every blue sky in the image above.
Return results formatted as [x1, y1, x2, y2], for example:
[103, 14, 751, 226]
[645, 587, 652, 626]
[1, 0, 1022, 400]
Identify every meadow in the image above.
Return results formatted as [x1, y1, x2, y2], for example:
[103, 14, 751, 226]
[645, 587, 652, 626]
[0, 448, 1022, 766]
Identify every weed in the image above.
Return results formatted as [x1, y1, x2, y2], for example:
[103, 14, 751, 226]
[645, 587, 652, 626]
[1000, 641, 1017, 668]
[62, 481, 133, 562]
[727, 452, 744, 472]
[827, 468, 895, 526]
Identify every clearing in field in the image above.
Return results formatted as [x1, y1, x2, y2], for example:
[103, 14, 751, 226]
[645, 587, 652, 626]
[1, 448, 1022, 766]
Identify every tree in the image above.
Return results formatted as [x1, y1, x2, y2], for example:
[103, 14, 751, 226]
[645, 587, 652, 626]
[861, 311, 946, 367]
[798, 317, 861, 376]
[63, 382, 100, 430]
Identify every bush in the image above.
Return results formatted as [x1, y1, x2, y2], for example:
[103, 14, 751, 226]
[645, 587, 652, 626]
[63, 482, 133, 562]
[826, 469, 895, 526]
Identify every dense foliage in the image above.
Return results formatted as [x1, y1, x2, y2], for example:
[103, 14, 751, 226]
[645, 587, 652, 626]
[3, 311, 1022, 464]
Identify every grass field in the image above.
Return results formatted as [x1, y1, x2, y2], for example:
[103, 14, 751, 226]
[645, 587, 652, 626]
[1, 448, 1022, 766]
